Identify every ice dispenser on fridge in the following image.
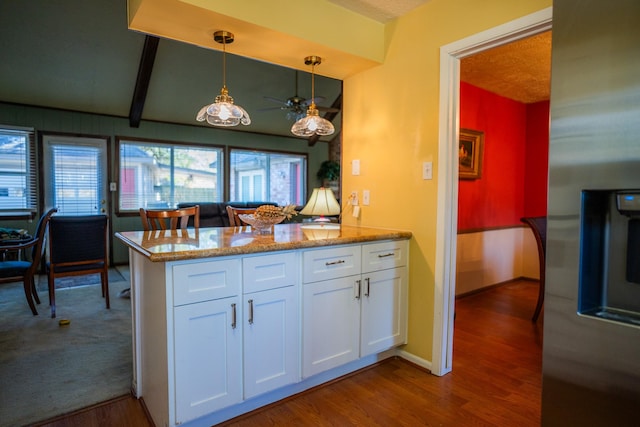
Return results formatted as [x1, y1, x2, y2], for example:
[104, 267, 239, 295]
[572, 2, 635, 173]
[579, 190, 640, 326]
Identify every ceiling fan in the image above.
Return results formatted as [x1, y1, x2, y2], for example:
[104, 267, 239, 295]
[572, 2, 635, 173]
[261, 70, 340, 121]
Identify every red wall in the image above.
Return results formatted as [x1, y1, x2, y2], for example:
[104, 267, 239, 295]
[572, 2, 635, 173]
[458, 82, 549, 231]
[524, 101, 550, 217]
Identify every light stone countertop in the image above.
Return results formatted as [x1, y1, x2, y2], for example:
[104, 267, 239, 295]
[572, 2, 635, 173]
[115, 223, 412, 262]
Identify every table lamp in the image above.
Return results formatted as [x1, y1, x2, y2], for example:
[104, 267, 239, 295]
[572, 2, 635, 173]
[300, 187, 340, 222]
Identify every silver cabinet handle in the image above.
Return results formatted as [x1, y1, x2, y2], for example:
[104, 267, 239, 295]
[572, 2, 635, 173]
[364, 277, 370, 297]
[355, 279, 361, 299]
[326, 259, 345, 266]
[248, 299, 254, 324]
[231, 303, 237, 329]
[377, 252, 394, 258]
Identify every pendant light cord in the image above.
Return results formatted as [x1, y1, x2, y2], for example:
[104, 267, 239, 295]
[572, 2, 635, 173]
[221, 36, 227, 89]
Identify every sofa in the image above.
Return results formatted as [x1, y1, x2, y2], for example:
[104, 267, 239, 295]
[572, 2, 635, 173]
[177, 202, 277, 228]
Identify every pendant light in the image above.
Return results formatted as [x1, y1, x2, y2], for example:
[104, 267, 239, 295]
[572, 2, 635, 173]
[196, 31, 251, 127]
[291, 56, 335, 137]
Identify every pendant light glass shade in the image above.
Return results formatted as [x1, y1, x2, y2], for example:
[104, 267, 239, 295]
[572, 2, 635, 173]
[291, 56, 335, 137]
[196, 31, 251, 127]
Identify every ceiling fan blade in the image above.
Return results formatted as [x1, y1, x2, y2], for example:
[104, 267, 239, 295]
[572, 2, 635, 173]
[257, 106, 286, 112]
[263, 96, 286, 105]
[303, 96, 325, 106]
[317, 106, 340, 113]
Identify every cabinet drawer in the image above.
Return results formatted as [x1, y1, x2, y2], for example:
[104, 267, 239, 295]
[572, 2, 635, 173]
[243, 251, 297, 294]
[303, 245, 361, 283]
[172, 258, 241, 306]
[362, 240, 408, 273]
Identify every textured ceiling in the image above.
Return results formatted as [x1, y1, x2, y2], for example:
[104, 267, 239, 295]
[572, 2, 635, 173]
[461, 31, 552, 104]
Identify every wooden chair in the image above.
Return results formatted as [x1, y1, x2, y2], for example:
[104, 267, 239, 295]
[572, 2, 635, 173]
[140, 205, 200, 231]
[226, 206, 256, 226]
[521, 216, 547, 322]
[47, 215, 109, 318]
[0, 208, 57, 315]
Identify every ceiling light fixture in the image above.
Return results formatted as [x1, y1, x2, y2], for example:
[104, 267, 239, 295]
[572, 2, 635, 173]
[196, 30, 251, 127]
[291, 56, 335, 137]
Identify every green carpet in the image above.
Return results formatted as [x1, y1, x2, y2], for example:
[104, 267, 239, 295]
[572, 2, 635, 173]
[0, 270, 132, 427]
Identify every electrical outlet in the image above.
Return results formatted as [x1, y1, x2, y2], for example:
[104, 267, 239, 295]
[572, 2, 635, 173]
[351, 191, 358, 206]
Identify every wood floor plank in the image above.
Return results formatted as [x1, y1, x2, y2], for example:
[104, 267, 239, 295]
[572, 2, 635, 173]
[35, 279, 542, 427]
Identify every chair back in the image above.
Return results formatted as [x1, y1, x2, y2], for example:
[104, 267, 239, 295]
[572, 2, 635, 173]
[140, 205, 200, 231]
[226, 206, 256, 226]
[49, 215, 108, 265]
[30, 208, 58, 267]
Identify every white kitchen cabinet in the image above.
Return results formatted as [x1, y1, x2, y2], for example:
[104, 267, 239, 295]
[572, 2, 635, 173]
[360, 240, 408, 357]
[121, 228, 410, 427]
[242, 252, 299, 399]
[171, 258, 242, 425]
[302, 240, 408, 377]
[174, 296, 242, 423]
[302, 275, 361, 377]
[359, 266, 408, 357]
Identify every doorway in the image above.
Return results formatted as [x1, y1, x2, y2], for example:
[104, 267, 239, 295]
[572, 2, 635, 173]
[432, 7, 553, 376]
[41, 133, 109, 215]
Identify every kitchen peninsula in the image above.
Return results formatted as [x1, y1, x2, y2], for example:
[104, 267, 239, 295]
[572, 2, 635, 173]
[116, 223, 411, 427]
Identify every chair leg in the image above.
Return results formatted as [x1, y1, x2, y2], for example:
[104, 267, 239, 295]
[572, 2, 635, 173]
[48, 271, 56, 318]
[102, 269, 110, 309]
[532, 279, 545, 322]
[31, 277, 41, 305]
[22, 277, 38, 316]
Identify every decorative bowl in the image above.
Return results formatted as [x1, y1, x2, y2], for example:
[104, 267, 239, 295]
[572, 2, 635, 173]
[238, 214, 286, 234]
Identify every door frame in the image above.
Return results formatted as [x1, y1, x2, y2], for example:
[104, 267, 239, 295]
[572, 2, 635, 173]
[431, 7, 553, 376]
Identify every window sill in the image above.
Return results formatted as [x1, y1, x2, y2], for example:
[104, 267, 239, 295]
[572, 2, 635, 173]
[0, 210, 37, 220]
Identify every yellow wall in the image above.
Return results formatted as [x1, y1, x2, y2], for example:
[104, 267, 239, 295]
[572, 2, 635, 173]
[139, 0, 552, 364]
[340, 0, 551, 359]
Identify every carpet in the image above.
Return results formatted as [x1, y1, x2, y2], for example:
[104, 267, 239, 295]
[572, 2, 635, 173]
[0, 270, 132, 427]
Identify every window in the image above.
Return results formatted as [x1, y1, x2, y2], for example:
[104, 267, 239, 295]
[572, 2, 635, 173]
[118, 139, 223, 212]
[0, 127, 37, 212]
[230, 149, 306, 206]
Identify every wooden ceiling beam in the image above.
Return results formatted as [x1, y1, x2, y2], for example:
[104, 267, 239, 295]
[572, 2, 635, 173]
[129, 35, 160, 128]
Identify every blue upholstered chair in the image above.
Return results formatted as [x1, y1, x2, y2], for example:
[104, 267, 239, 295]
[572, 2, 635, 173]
[0, 208, 57, 315]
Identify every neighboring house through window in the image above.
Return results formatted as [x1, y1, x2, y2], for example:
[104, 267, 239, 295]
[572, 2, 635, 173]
[0, 126, 37, 214]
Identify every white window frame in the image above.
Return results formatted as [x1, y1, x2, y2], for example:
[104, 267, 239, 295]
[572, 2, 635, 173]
[0, 126, 37, 216]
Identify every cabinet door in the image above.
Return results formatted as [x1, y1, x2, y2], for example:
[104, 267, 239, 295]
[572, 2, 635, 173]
[360, 266, 408, 357]
[243, 286, 299, 399]
[303, 276, 361, 378]
[173, 296, 242, 424]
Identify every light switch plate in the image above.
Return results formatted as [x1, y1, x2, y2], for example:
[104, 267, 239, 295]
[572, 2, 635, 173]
[422, 162, 433, 180]
[363, 190, 370, 205]
[352, 159, 360, 175]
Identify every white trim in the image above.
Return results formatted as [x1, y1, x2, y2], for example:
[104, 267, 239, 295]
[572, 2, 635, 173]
[432, 7, 553, 376]
[396, 349, 432, 371]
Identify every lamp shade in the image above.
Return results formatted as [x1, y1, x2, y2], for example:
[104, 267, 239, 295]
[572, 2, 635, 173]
[300, 187, 340, 217]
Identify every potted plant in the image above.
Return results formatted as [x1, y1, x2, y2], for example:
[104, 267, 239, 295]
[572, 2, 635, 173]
[317, 160, 340, 184]
[316, 160, 340, 198]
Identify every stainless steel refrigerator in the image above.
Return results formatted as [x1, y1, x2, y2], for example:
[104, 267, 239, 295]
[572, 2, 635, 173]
[543, 0, 640, 425]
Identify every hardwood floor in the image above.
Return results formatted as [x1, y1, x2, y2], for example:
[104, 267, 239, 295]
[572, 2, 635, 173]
[36, 279, 542, 427]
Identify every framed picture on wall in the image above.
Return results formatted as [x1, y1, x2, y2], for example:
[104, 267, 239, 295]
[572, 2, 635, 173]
[459, 128, 484, 179]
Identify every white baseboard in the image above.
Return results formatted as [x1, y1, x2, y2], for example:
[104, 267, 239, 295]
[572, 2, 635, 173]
[395, 349, 433, 372]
